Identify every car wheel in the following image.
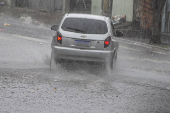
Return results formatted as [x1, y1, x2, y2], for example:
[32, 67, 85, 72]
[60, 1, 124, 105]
[50, 50, 59, 71]
[110, 51, 117, 70]
[112, 51, 117, 69]
[110, 56, 114, 70]
[106, 51, 117, 73]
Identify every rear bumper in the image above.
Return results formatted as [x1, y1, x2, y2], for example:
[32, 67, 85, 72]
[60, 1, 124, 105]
[53, 46, 114, 62]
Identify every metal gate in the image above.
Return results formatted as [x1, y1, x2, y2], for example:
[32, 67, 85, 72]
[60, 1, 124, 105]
[70, 0, 92, 14]
[15, 0, 29, 7]
[15, 0, 63, 12]
[102, 0, 113, 18]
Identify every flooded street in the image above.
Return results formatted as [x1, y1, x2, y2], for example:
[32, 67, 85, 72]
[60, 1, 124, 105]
[0, 15, 170, 113]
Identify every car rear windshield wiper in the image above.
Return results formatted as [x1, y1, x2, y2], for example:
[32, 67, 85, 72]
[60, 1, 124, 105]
[67, 27, 85, 33]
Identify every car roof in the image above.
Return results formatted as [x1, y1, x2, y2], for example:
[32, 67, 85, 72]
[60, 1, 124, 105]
[65, 13, 109, 21]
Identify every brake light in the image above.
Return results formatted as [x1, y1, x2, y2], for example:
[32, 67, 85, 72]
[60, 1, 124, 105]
[57, 36, 62, 41]
[57, 32, 62, 44]
[104, 36, 111, 48]
[105, 41, 110, 45]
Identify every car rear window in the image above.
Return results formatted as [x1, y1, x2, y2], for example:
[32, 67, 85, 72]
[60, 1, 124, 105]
[61, 18, 108, 34]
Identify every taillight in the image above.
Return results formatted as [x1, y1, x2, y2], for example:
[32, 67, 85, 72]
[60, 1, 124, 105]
[57, 32, 62, 44]
[104, 36, 111, 48]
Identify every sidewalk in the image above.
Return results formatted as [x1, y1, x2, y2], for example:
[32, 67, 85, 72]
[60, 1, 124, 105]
[115, 24, 170, 45]
[161, 33, 170, 45]
[0, 6, 64, 25]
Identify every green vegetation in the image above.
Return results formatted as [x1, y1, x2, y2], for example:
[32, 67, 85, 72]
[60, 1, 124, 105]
[153, 44, 170, 49]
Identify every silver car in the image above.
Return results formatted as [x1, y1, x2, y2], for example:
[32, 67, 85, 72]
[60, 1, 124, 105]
[50, 14, 122, 70]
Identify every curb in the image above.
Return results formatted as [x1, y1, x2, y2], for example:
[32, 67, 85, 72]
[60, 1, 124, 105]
[118, 38, 170, 51]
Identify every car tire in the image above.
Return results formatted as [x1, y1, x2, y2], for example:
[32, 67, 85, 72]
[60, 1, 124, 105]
[50, 50, 59, 71]
[112, 51, 117, 69]
[110, 54, 114, 70]
[106, 51, 117, 73]
[110, 51, 117, 70]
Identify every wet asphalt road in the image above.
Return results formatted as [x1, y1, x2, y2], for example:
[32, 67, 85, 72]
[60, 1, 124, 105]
[0, 14, 170, 113]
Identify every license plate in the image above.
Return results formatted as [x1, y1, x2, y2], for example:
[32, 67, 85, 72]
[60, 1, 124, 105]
[75, 40, 91, 47]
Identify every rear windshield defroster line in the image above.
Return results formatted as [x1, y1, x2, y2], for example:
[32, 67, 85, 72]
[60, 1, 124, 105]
[61, 18, 108, 34]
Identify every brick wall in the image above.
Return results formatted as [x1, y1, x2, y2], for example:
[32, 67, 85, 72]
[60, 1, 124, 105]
[134, 0, 154, 30]
[140, 0, 154, 29]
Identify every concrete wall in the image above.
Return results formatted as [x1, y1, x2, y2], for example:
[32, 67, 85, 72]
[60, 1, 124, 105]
[6, 0, 16, 7]
[64, 0, 102, 15]
[6, 0, 102, 15]
[26, 0, 63, 12]
[7, 0, 63, 12]
[91, 0, 102, 15]
[112, 0, 134, 21]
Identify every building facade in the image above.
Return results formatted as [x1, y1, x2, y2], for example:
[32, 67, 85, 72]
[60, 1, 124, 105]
[5, 0, 134, 22]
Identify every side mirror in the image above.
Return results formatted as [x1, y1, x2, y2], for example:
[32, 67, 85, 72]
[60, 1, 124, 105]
[51, 25, 58, 31]
[115, 31, 123, 37]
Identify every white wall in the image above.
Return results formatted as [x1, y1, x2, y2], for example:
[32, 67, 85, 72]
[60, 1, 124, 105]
[112, 0, 134, 21]
[91, 0, 102, 15]
[6, 0, 15, 7]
